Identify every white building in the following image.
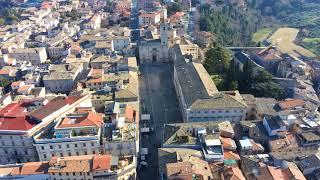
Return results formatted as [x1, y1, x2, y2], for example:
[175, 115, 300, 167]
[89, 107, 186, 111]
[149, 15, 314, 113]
[0, 161, 50, 180]
[34, 107, 103, 161]
[200, 136, 223, 162]
[43, 63, 84, 93]
[0, 95, 89, 164]
[172, 45, 247, 122]
[138, 11, 161, 26]
[110, 36, 131, 52]
[10, 48, 47, 65]
[103, 103, 138, 156]
[139, 23, 171, 63]
[46, 46, 71, 59]
[48, 154, 136, 180]
[263, 115, 287, 137]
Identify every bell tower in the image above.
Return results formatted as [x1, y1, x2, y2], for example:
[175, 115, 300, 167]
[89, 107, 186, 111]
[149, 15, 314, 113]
[160, 23, 169, 47]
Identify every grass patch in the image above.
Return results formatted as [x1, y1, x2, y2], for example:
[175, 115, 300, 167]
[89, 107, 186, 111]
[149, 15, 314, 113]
[268, 28, 316, 58]
[252, 28, 273, 43]
[301, 38, 320, 56]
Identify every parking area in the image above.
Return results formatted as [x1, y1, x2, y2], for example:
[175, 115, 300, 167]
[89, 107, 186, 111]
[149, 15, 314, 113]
[138, 64, 182, 180]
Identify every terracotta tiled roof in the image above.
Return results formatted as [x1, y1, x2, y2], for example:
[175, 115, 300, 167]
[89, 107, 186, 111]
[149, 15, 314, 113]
[125, 106, 137, 123]
[282, 162, 306, 180]
[224, 166, 246, 180]
[57, 110, 103, 129]
[49, 156, 92, 173]
[17, 85, 33, 93]
[92, 155, 112, 171]
[278, 99, 305, 110]
[11, 81, 23, 88]
[0, 102, 38, 131]
[49, 155, 112, 173]
[0, 162, 49, 176]
[20, 162, 49, 175]
[10, 167, 21, 175]
[224, 151, 240, 161]
[221, 137, 237, 150]
[29, 96, 84, 120]
[267, 166, 286, 179]
[0, 69, 10, 75]
[166, 161, 193, 179]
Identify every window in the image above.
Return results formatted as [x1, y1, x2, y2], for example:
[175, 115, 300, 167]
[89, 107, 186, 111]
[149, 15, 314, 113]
[58, 145, 62, 149]
[73, 172, 75, 176]
[84, 151, 87, 155]
[44, 154, 47, 159]
[60, 153, 63, 157]
[91, 142, 94, 146]
[68, 152, 71, 156]
[66, 172, 69, 176]
[4, 149, 8, 154]
[50, 145, 53, 149]
[59, 173, 61, 176]
[83, 143, 86, 147]
[76, 152, 79, 156]
[87, 172, 90, 175]
[24, 151, 28, 155]
[66, 144, 70, 148]
[74, 144, 78, 148]
[92, 150, 95, 154]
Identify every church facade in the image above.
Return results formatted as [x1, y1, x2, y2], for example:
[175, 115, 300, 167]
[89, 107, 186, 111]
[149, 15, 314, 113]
[138, 23, 171, 64]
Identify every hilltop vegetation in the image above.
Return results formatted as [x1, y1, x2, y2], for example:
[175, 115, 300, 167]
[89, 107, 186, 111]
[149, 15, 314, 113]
[200, 0, 320, 52]
[0, 1, 21, 25]
[199, 0, 279, 46]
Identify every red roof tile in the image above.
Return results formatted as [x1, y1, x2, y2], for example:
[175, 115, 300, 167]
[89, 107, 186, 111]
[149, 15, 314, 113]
[92, 155, 111, 171]
[17, 85, 33, 94]
[20, 161, 49, 175]
[57, 110, 103, 129]
[0, 102, 38, 131]
[29, 96, 84, 120]
[0, 69, 10, 75]
[125, 106, 136, 123]
[278, 99, 305, 110]
[11, 81, 24, 88]
[224, 151, 240, 161]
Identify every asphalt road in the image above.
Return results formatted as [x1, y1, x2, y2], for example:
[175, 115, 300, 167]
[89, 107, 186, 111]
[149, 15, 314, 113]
[138, 64, 183, 180]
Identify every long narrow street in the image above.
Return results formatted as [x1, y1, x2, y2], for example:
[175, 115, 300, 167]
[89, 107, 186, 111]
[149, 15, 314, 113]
[138, 64, 183, 180]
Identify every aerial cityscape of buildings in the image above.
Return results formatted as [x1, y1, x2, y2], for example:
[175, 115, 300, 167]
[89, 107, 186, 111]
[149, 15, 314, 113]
[0, 0, 319, 180]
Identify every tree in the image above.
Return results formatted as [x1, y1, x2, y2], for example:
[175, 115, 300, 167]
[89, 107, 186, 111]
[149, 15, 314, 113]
[0, 18, 4, 25]
[204, 45, 232, 75]
[0, 78, 10, 88]
[167, 3, 182, 15]
[254, 69, 273, 82]
[249, 81, 284, 99]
